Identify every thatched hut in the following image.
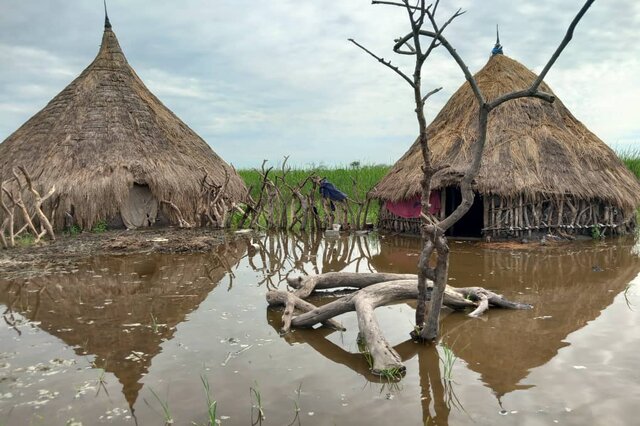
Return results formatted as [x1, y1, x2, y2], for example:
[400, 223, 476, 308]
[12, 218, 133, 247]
[0, 15, 246, 231]
[372, 53, 640, 238]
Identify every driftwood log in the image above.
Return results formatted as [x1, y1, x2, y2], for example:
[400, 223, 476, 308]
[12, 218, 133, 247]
[266, 272, 531, 375]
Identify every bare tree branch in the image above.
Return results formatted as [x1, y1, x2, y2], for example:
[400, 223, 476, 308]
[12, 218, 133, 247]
[421, 86, 442, 103]
[395, 29, 484, 105]
[531, 0, 595, 92]
[348, 38, 416, 88]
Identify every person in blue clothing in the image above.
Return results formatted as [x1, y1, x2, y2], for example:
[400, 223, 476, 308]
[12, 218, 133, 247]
[318, 177, 349, 229]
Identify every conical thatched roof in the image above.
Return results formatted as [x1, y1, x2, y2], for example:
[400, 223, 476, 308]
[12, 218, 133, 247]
[0, 19, 246, 229]
[371, 54, 640, 212]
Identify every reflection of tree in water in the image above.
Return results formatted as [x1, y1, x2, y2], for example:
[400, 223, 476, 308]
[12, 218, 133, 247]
[247, 231, 379, 289]
[2, 232, 637, 424]
[265, 234, 639, 423]
[370, 235, 640, 398]
[266, 306, 454, 424]
[0, 240, 245, 411]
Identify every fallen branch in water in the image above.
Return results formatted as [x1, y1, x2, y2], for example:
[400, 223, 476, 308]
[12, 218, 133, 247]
[267, 272, 531, 375]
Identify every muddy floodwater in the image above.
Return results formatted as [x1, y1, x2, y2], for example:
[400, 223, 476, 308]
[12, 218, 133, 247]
[1, 232, 639, 425]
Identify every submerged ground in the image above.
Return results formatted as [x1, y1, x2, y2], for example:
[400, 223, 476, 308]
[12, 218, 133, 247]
[0, 231, 639, 425]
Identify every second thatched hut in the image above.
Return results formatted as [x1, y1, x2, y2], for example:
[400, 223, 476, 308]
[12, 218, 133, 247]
[371, 53, 640, 239]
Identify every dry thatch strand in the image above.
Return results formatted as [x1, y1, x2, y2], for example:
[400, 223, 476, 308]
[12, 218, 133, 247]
[0, 20, 246, 231]
[372, 55, 640, 235]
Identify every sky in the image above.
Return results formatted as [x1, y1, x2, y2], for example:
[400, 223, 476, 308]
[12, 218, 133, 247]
[0, 0, 638, 168]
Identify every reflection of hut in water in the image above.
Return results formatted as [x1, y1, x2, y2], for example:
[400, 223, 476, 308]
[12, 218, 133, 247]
[0, 241, 245, 409]
[0, 14, 246, 231]
[441, 241, 640, 397]
[372, 236, 640, 397]
[371, 54, 640, 238]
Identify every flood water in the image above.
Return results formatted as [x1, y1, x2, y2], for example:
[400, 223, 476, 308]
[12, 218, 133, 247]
[1, 232, 639, 425]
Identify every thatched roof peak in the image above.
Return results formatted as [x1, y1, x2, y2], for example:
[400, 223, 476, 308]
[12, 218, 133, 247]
[94, 23, 126, 69]
[371, 54, 640, 212]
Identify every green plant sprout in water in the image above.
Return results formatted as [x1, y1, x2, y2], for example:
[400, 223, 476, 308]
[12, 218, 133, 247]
[287, 383, 303, 426]
[439, 342, 457, 382]
[357, 333, 404, 381]
[250, 381, 265, 425]
[378, 367, 404, 382]
[146, 387, 173, 425]
[356, 333, 374, 370]
[200, 375, 217, 426]
[95, 367, 109, 397]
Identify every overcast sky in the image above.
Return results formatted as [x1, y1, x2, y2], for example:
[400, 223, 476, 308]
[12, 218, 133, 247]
[0, 1, 638, 168]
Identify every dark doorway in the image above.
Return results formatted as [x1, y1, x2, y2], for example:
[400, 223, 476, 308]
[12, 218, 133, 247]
[443, 186, 484, 238]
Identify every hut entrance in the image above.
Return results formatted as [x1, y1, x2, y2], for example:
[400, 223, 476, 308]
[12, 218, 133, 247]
[120, 183, 158, 229]
[443, 187, 483, 238]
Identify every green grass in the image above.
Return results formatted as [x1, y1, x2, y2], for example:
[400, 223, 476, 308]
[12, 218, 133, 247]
[238, 162, 389, 201]
[618, 148, 640, 222]
[91, 220, 108, 233]
[618, 148, 640, 180]
[237, 162, 390, 226]
[66, 224, 81, 236]
[15, 233, 35, 247]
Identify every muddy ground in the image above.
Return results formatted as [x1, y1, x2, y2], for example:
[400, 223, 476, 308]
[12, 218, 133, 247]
[0, 227, 248, 280]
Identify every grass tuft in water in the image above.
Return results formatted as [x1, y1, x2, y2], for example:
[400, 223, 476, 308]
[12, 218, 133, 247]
[250, 381, 265, 424]
[356, 333, 374, 370]
[146, 387, 174, 425]
[200, 375, 217, 426]
[439, 342, 457, 382]
[378, 367, 404, 381]
[287, 383, 303, 426]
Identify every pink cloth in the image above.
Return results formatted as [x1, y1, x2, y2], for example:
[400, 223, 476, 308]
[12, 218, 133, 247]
[429, 190, 441, 214]
[386, 192, 441, 218]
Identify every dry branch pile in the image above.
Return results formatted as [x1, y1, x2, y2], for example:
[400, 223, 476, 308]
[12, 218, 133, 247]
[1, 167, 56, 248]
[267, 272, 531, 375]
[238, 158, 372, 232]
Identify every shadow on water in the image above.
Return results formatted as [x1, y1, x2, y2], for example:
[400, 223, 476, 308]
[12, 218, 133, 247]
[1, 231, 639, 425]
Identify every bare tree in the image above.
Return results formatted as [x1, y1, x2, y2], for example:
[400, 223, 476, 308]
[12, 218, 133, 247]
[265, 1, 597, 375]
[351, 0, 594, 341]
